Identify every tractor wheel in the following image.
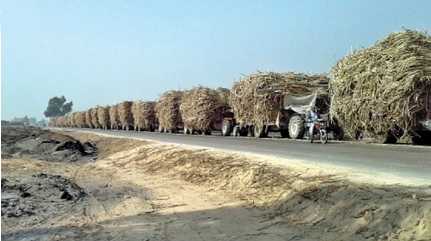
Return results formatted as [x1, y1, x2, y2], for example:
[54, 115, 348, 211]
[411, 131, 431, 145]
[288, 115, 305, 139]
[280, 128, 289, 138]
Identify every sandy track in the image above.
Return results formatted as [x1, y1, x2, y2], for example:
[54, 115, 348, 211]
[2, 159, 278, 241]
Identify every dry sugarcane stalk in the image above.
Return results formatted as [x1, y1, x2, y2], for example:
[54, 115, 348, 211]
[85, 109, 93, 128]
[48, 118, 56, 127]
[55, 116, 66, 127]
[76, 111, 87, 128]
[66, 114, 75, 127]
[230, 72, 328, 126]
[109, 104, 120, 129]
[216, 87, 230, 107]
[90, 107, 100, 128]
[72, 112, 79, 127]
[97, 106, 111, 130]
[180, 86, 227, 132]
[155, 90, 183, 132]
[118, 101, 133, 130]
[132, 100, 157, 131]
[330, 30, 431, 141]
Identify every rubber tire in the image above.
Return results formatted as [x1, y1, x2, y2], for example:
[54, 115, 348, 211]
[333, 127, 344, 140]
[248, 126, 255, 137]
[288, 115, 305, 139]
[254, 124, 268, 138]
[203, 130, 212, 135]
[280, 128, 289, 138]
[384, 132, 398, 144]
[184, 127, 190, 135]
[239, 127, 248, 137]
[320, 130, 328, 144]
[411, 131, 431, 145]
[222, 120, 233, 136]
[232, 126, 240, 136]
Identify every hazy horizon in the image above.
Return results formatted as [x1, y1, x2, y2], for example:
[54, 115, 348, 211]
[1, 0, 430, 120]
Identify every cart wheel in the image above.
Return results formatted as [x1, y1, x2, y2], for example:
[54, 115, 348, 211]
[239, 126, 248, 136]
[222, 120, 233, 136]
[254, 124, 268, 138]
[232, 126, 240, 136]
[184, 127, 190, 135]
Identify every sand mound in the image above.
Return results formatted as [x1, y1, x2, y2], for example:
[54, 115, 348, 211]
[1, 126, 96, 162]
[93, 137, 431, 241]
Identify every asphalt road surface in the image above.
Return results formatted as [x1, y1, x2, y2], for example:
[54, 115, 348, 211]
[61, 128, 431, 185]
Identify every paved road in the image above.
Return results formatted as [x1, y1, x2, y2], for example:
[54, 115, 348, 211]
[62, 128, 431, 184]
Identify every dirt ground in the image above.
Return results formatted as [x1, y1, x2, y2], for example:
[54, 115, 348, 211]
[1, 125, 96, 162]
[2, 128, 431, 241]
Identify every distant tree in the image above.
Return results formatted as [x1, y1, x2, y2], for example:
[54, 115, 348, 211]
[43, 96, 73, 117]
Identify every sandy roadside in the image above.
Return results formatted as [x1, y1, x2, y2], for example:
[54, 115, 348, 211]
[2, 129, 431, 241]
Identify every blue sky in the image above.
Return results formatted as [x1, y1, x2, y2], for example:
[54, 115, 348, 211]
[1, 0, 430, 120]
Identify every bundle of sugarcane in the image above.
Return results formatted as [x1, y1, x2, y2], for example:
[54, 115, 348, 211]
[132, 100, 157, 131]
[85, 109, 93, 128]
[56, 116, 66, 127]
[180, 86, 226, 131]
[230, 72, 328, 125]
[74, 111, 87, 128]
[118, 101, 133, 130]
[65, 114, 74, 127]
[97, 106, 111, 129]
[52, 117, 59, 127]
[216, 87, 230, 107]
[63, 115, 69, 127]
[48, 118, 56, 127]
[330, 30, 431, 141]
[155, 90, 183, 131]
[72, 113, 78, 127]
[90, 107, 100, 128]
[71, 112, 79, 127]
[63, 116, 69, 127]
[109, 104, 120, 129]
[51, 117, 58, 127]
